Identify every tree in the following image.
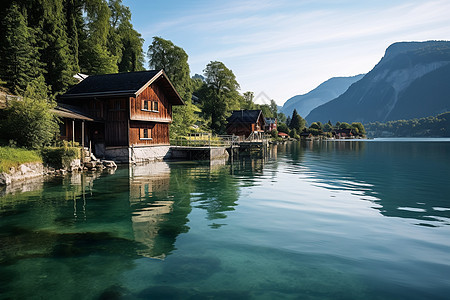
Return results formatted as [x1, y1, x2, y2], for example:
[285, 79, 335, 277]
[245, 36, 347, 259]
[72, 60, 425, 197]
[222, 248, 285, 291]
[1, 76, 59, 149]
[257, 104, 273, 118]
[0, 4, 42, 94]
[202, 61, 240, 133]
[277, 112, 287, 124]
[30, 0, 74, 94]
[289, 109, 306, 132]
[277, 123, 289, 134]
[269, 99, 278, 118]
[147, 37, 196, 137]
[109, 0, 144, 72]
[240, 91, 255, 110]
[79, 0, 118, 74]
[324, 122, 333, 132]
[351, 122, 366, 136]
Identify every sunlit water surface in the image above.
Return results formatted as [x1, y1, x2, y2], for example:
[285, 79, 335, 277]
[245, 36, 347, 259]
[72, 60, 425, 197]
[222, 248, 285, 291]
[1, 139, 450, 299]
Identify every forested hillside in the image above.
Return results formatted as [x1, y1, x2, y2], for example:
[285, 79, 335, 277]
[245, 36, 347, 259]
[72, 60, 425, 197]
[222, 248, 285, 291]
[0, 0, 144, 96]
[365, 112, 450, 137]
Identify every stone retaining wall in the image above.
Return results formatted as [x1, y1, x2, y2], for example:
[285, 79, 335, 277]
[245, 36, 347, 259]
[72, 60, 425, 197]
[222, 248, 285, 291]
[0, 162, 44, 186]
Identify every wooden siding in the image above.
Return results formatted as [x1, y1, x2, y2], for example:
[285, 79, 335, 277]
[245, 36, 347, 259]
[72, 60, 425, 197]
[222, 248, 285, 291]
[105, 98, 128, 146]
[130, 83, 172, 123]
[129, 121, 170, 146]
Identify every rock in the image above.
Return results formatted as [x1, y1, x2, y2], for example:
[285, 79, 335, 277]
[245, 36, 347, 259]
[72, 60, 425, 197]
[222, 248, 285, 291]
[84, 161, 96, 169]
[0, 173, 12, 185]
[102, 160, 117, 168]
[19, 164, 31, 175]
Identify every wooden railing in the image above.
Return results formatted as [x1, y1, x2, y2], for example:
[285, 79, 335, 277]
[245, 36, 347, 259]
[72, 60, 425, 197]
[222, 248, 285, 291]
[170, 133, 239, 147]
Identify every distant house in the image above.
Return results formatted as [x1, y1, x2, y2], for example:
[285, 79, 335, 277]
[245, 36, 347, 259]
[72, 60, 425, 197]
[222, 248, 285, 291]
[58, 70, 184, 163]
[265, 118, 277, 132]
[333, 128, 353, 139]
[278, 132, 288, 138]
[226, 110, 266, 138]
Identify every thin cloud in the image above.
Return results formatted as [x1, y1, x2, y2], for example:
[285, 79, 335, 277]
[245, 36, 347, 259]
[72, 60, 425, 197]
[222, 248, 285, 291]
[127, 0, 450, 104]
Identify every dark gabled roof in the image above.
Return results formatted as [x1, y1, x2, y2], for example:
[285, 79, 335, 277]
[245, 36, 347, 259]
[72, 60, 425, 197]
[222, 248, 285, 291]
[227, 110, 265, 125]
[60, 70, 184, 105]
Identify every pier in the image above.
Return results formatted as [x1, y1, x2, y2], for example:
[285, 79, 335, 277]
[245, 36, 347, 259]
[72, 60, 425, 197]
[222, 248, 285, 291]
[170, 132, 269, 161]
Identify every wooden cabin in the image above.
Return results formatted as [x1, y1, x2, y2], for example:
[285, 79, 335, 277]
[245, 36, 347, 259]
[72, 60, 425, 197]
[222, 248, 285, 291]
[58, 70, 184, 163]
[226, 110, 265, 138]
[265, 118, 277, 132]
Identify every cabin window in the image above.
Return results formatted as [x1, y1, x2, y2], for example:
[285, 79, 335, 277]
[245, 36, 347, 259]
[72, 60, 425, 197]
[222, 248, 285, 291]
[141, 100, 158, 112]
[140, 128, 152, 140]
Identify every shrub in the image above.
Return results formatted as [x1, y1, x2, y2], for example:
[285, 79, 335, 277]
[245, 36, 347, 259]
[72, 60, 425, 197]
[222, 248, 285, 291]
[0, 76, 59, 149]
[41, 144, 80, 169]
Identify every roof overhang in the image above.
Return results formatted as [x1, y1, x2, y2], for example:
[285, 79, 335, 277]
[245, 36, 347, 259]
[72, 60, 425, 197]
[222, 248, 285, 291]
[136, 70, 184, 106]
[52, 104, 100, 122]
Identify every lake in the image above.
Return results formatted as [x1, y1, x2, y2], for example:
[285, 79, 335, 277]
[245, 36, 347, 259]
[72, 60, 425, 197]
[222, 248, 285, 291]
[1, 139, 450, 299]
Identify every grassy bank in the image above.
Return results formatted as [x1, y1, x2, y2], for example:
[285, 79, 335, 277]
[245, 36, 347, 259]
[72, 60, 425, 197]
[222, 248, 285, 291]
[0, 146, 42, 173]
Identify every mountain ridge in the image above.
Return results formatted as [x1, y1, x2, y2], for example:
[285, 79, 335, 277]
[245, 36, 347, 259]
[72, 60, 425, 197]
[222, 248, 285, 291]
[306, 40, 450, 124]
[281, 74, 364, 118]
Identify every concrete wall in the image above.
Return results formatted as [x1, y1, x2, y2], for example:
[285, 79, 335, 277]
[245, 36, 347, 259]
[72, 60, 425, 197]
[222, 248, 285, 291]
[131, 145, 172, 163]
[105, 145, 172, 164]
[104, 145, 229, 164]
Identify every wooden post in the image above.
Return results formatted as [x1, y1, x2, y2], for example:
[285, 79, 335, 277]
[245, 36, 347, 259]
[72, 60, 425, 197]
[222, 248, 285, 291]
[72, 119, 75, 144]
[81, 120, 85, 149]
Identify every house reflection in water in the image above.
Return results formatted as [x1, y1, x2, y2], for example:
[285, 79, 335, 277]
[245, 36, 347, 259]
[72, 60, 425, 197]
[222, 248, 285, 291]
[128, 162, 183, 259]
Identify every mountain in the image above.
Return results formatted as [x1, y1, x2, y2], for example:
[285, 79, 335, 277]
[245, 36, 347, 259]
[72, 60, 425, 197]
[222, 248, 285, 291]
[306, 41, 450, 124]
[281, 74, 364, 118]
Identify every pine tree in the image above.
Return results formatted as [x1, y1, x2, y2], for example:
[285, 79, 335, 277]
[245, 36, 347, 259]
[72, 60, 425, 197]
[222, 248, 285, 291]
[0, 4, 42, 94]
[35, 0, 74, 94]
[289, 109, 306, 132]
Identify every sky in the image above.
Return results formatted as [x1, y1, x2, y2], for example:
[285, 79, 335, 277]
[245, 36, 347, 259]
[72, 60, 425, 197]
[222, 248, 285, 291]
[123, 0, 450, 106]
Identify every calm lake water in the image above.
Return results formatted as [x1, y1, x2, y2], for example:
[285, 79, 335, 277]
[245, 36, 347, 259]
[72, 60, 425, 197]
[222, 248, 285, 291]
[1, 139, 450, 299]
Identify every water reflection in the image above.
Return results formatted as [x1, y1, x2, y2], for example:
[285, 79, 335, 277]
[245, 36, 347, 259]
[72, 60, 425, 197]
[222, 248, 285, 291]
[286, 140, 450, 227]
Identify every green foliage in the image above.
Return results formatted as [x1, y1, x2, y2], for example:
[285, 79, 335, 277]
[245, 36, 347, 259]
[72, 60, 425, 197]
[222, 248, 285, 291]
[324, 122, 333, 132]
[147, 37, 198, 137]
[270, 129, 278, 139]
[339, 122, 351, 130]
[365, 112, 450, 137]
[257, 104, 273, 118]
[0, 3, 42, 94]
[289, 128, 300, 139]
[240, 91, 256, 110]
[41, 144, 80, 169]
[0, 0, 144, 97]
[0, 146, 42, 173]
[109, 0, 144, 72]
[289, 109, 306, 132]
[351, 122, 366, 135]
[0, 76, 59, 149]
[148, 37, 192, 101]
[277, 123, 289, 134]
[277, 112, 287, 124]
[202, 61, 241, 133]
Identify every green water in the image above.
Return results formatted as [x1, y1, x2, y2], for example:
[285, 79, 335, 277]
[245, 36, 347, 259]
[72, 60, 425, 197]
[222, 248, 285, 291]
[1, 139, 450, 299]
